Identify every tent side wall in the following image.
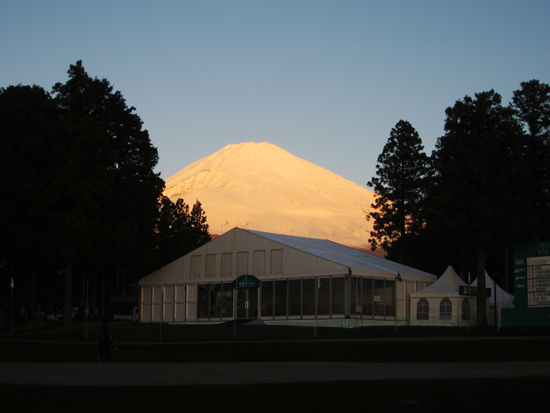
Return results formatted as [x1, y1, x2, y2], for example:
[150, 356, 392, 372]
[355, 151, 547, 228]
[409, 293, 492, 327]
[138, 228, 436, 325]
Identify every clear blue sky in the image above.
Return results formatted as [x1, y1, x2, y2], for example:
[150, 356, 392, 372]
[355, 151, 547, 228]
[1, 1, 549, 187]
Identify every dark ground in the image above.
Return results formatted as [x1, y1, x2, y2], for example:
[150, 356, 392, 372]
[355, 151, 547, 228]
[1, 321, 549, 412]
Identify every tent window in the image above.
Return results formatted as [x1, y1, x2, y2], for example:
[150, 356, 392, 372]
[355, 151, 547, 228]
[288, 279, 301, 317]
[205, 254, 216, 278]
[209, 283, 222, 319]
[373, 279, 385, 316]
[362, 278, 373, 316]
[302, 279, 316, 316]
[197, 284, 209, 319]
[275, 280, 288, 317]
[253, 250, 265, 275]
[222, 284, 233, 318]
[462, 299, 470, 321]
[417, 298, 429, 320]
[237, 252, 249, 276]
[190, 255, 201, 279]
[332, 277, 346, 315]
[440, 298, 452, 320]
[221, 253, 232, 278]
[270, 249, 283, 274]
[384, 279, 396, 317]
[318, 277, 330, 316]
[261, 280, 274, 318]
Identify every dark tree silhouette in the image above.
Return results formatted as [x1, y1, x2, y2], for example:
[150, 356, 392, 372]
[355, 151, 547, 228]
[155, 196, 211, 268]
[511, 80, 550, 242]
[430, 90, 524, 326]
[49, 61, 164, 324]
[0, 85, 58, 330]
[367, 120, 430, 262]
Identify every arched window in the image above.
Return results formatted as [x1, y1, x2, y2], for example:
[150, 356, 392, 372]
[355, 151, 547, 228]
[462, 299, 470, 321]
[440, 298, 452, 320]
[416, 298, 429, 320]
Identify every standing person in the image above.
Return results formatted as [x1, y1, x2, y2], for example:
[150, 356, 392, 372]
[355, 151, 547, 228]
[94, 321, 112, 363]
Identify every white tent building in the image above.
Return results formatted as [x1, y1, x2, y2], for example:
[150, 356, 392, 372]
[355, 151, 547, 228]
[138, 228, 436, 327]
[471, 272, 514, 327]
[409, 266, 512, 327]
[410, 266, 477, 327]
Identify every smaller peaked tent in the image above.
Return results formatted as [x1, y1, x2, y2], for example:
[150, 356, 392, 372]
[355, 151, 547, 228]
[410, 266, 479, 327]
[472, 272, 514, 327]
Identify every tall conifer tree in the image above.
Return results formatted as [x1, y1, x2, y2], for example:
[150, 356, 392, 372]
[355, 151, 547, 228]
[431, 90, 524, 326]
[367, 120, 429, 262]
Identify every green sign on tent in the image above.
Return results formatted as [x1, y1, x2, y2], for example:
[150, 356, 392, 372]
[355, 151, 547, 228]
[232, 274, 260, 289]
[459, 286, 491, 297]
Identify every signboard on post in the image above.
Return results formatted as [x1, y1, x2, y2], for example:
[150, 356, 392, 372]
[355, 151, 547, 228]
[459, 286, 491, 297]
[232, 274, 260, 340]
[232, 274, 260, 290]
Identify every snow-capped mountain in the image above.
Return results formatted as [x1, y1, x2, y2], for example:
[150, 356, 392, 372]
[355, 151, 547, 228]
[163, 142, 378, 252]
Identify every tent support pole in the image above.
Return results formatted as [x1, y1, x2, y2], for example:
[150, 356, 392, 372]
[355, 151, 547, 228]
[233, 288, 237, 340]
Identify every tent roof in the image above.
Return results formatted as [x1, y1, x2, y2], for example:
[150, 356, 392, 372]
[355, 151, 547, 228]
[246, 229, 435, 279]
[471, 272, 515, 307]
[410, 265, 466, 296]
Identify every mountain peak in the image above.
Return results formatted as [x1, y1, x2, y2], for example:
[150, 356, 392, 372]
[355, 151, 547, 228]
[164, 142, 378, 253]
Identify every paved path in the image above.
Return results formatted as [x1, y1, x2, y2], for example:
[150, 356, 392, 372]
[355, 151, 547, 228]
[1, 362, 549, 386]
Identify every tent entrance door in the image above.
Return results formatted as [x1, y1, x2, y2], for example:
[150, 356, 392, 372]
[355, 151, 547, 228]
[236, 289, 258, 319]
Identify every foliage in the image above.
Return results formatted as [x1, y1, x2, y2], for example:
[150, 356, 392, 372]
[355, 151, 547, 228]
[155, 196, 211, 267]
[0, 61, 210, 324]
[0, 85, 59, 328]
[367, 120, 430, 260]
[512, 79, 550, 139]
[429, 90, 526, 325]
[367, 82, 550, 317]
[511, 80, 550, 241]
[431, 91, 524, 248]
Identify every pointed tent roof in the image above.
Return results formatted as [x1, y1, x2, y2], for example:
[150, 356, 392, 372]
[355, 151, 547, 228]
[410, 265, 466, 297]
[471, 272, 515, 308]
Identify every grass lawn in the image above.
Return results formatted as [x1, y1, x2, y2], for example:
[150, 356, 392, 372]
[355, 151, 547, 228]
[1, 321, 549, 412]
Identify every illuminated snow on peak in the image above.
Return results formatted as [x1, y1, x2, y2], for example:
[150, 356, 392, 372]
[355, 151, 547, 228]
[164, 142, 378, 253]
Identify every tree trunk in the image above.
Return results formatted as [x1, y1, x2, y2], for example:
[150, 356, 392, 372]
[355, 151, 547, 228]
[504, 248, 510, 292]
[63, 259, 73, 326]
[458, 243, 467, 282]
[476, 248, 487, 327]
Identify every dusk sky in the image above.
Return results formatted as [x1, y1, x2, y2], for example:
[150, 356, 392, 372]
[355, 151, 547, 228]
[2, 1, 549, 187]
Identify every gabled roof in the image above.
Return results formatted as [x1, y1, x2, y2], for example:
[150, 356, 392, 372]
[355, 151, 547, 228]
[471, 272, 514, 307]
[410, 265, 466, 296]
[246, 229, 435, 280]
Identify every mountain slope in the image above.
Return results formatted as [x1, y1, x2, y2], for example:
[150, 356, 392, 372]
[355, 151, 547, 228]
[164, 142, 378, 252]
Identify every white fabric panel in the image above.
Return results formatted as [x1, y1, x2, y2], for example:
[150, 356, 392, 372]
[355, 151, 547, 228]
[152, 286, 162, 322]
[221, 253, 232, 277]
[163, 285, 174, 322]
[237, 252, 248, 275]
[205, 254, 216, 278]
[174, 284, 186, 322]
[190, 255, 201, 279]
[254, 250, 265, 275]
[186, 284, 197, 321]
[141, 286, 151, 303]
[270, 249, 283, 274]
